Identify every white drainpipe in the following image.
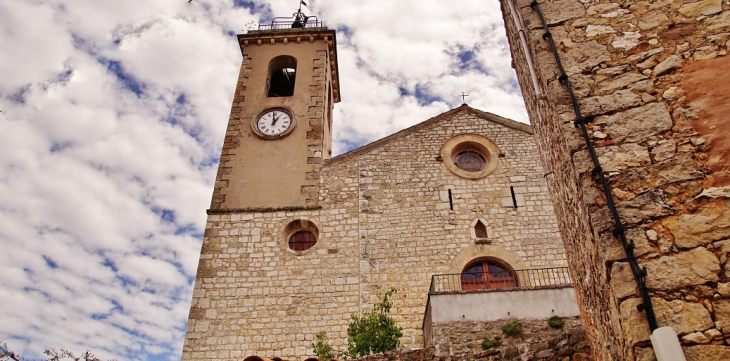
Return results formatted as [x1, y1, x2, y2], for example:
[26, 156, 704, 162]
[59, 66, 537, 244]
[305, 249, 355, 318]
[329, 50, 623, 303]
[651, 327, 687, 361]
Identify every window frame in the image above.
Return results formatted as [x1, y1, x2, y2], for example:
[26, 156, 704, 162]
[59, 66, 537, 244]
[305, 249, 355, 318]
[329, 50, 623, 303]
[440, 134, 500, 180]
[281, 218, 321, 255]
[454, 150, 487, 172]
[288, 230, 317, 251]
[460, 258, 517, 290]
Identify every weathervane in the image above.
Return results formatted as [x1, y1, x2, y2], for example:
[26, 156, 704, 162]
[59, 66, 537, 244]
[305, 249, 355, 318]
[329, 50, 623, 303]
[459, 92, 469, 104]
[292, 1, 311, 28]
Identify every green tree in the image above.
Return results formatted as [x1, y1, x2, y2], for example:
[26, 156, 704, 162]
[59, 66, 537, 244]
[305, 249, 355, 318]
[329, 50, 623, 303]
[346, 288, 403, 358]
[311, 331, 334, 360]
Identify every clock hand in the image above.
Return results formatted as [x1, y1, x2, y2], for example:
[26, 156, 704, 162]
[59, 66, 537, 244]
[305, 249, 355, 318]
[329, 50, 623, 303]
[271, 112, 280, 126]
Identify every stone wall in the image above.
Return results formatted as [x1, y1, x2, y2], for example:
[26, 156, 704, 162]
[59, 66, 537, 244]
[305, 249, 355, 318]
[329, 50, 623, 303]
[501, 0, 730, 359]
[183, 107, 571, 360]
[325, 107, 568, 348]
[427, 287, 580, 324]
[429, 317, 590, 360]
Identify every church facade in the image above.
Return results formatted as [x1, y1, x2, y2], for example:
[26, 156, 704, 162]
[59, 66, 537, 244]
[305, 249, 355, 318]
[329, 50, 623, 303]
[181, 22, 574, 360]
[184, 0, 730, 359]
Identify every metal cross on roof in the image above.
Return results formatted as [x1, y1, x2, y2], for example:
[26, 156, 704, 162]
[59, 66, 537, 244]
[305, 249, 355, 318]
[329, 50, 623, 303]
[459, 92, 469, 103]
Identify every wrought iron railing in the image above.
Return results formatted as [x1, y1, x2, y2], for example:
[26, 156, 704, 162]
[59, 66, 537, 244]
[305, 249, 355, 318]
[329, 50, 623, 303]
[258, 15, 323, 30]
[429, 267, 572, 293]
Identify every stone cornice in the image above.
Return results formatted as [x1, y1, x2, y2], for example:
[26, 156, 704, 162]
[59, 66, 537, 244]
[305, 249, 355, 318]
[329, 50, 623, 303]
[207, 205, 322, 214]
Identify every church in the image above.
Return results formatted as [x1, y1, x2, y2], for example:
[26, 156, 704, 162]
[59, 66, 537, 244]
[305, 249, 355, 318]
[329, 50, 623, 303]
[180, 11, 584, 360]
[184, 0, 730, 359]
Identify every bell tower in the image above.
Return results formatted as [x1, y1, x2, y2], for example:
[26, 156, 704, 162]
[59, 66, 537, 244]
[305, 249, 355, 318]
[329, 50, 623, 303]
[211, 13, 340, 210]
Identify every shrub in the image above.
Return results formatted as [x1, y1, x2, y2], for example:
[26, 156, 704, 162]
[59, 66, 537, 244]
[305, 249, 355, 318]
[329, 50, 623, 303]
[501, 320, 522, 336]
[346, 288, 403, 358]
[481, 337, 501, 350]
[548, 315, 564, 329]
[311, 331, 334, 360]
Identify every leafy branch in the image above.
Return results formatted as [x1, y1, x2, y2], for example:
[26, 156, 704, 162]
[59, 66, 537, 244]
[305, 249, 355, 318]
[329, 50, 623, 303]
[1, 342, 115, 361]
[346, 288, 403, 358]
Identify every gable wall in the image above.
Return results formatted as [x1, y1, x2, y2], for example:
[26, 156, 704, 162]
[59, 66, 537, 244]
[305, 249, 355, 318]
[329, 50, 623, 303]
[321, 109, 568, 350]
[337, 109, 567, 346]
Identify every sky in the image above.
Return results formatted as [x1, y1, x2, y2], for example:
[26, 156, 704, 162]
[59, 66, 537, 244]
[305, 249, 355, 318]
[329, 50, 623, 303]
[0, 0, 528, 360]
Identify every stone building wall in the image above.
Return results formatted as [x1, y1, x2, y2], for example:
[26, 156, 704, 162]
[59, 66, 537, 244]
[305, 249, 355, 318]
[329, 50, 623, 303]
[429, 317, 590, 360]
[184, 205, 363, 359]
[501, 0, 730, 359]
[324, 107, 568, 348]
[183, 107, 570, 359]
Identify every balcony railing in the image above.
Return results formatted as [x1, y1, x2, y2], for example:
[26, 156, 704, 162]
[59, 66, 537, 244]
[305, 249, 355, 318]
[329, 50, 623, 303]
[429, 267, 572, 294]
[258, 15, 323, 30]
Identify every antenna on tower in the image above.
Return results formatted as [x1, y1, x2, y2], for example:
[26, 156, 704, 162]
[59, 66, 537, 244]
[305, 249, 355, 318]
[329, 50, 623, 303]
[292, 1, 310, 28]
[260, 1, 320, 30]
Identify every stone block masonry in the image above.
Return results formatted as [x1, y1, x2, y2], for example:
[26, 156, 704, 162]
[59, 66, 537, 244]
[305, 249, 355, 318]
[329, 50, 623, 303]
[184, 0, 730, 357]
[429, 317, 590, 360]
[347, 317, 591, 361]
[182, 107, 569, 360]
[502, 0, 730, 359]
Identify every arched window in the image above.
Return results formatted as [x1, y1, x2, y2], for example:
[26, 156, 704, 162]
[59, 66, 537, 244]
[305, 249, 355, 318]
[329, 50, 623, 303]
[267, 55, 297, 97]
[474, 219, 488, 239]
[461, 258, 517, 290]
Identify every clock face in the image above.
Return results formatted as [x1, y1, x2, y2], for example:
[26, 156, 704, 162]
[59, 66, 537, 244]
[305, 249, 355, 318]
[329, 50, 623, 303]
[256, 109, 292, 137]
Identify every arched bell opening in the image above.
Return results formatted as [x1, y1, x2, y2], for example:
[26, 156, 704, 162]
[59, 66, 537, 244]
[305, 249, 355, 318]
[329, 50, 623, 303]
[267, 55, 297, 97]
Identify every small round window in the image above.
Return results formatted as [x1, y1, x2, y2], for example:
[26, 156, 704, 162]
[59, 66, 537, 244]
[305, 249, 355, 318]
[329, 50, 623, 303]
[289, 230, 317, 251]
[283, 219, 320, 253]
[454, 150, 486, 172]
[441, 134, 500, 179]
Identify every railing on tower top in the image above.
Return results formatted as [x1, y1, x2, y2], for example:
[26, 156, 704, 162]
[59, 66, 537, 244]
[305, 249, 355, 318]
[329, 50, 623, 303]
[429, 267, 573, 294]
[258, 15, 323, 30]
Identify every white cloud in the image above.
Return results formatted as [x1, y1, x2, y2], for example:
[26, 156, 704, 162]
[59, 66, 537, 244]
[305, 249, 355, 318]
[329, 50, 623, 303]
[316, 0, 527, 154]
[0, 0, 529, 359]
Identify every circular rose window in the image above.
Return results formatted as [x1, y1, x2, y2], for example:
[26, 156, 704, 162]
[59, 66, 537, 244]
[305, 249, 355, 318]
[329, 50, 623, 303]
[441, 134, 500, 179]
[454, 150, 487, 172]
